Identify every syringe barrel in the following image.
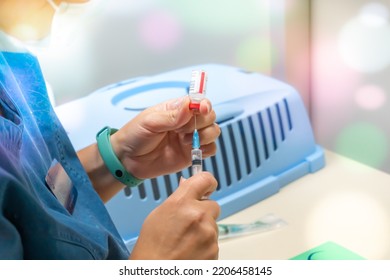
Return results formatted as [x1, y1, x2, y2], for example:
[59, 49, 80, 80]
[191, 148, 202, 175]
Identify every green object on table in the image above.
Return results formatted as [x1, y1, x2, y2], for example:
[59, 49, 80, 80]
[290, 241, 365, 260]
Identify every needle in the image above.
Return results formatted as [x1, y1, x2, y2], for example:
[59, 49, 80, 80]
[194, 114, 197, 130]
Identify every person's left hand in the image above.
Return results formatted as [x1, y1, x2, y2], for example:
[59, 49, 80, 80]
[110, 96, 220, 180]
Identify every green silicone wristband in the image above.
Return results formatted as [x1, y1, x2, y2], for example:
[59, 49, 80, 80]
[96, 126, 143, 187]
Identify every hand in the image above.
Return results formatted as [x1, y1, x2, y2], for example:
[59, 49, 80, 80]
[129, 172, 220, 260]
[111, 96, 220, 179]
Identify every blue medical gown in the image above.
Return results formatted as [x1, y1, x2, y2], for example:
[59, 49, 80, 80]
[0, 51, 129, 259]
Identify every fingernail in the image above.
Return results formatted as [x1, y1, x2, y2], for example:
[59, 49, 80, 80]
[200, 99, 210, 113]
[205, 103, 211, 113]
[179, 176, 187, 184]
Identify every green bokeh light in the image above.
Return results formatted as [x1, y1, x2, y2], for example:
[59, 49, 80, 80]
[235, 37, 274, 74]
[164, 0, 268, 35]
[335, 122, 388, 168]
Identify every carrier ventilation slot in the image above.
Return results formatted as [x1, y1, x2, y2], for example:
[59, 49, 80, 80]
[164, 175, 173, 196]
[123, 98, 293, 199]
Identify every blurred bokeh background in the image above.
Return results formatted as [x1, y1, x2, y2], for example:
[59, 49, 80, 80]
[311, 0, 390, 175]
[33, 0, 389, 175]
[36, 0, 285, 104]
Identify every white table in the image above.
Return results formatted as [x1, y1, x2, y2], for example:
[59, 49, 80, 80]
[218, 150, 390, 260]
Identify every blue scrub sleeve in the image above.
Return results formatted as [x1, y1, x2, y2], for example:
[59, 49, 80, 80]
[0, 157, 25, 259]
[0, 49, 129, 260]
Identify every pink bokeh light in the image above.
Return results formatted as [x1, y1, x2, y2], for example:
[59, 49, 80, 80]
[354, 84, 387, 110]
[138, 10, 182, 52]
[311, 38, 361, 142]
[312, 39, 360, 109]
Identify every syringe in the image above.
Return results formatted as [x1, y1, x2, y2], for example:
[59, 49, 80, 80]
[188, 70, 207, 175]
[191, 129, 202, 175]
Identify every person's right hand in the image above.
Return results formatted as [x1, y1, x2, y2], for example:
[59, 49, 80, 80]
[129, 172, 220, 260]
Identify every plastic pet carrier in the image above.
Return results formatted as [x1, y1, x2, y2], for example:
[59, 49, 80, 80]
[56, 64, 325, 251]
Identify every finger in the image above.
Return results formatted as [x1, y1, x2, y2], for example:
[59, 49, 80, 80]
[200, 142, 218, 158]
[198, 99, 212, 115]
[194, 110, 217, 130]
[176, 110, 217, 134]
[200, 200, 221, 221]
[178, 171, 218, 200]
[179, 142, 217, 160]
[181, 123, 220, 145]
[197, 123, 221, 145]
[179, 176, 187, 184]
[141, 97, 192, 132]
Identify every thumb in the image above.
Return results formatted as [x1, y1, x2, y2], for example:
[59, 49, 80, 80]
[143, 96, 192, 133]
[177, 172, 218, 200]
[179, 176, 187, 184]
